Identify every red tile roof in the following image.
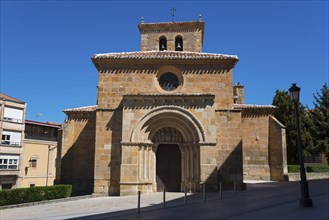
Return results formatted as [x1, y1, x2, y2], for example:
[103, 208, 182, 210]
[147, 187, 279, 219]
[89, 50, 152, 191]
[139, 20, 204, 26]
[92, 51, 238, 61]
[0, 93, 25, 104]
[233, 104, 276, 109]
[233, 104, 277, 116]
[63, 105, 97, 113]
[25, 120, 61, 128]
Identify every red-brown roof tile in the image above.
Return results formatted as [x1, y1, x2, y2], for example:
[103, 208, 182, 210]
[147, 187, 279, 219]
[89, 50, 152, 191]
[63, 105, 97, 113]
[92, 51, 238, 61]
[0, 93, 25, 104]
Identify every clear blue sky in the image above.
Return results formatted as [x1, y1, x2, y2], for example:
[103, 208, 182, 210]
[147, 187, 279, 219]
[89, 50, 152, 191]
[1, 0, 328, 123]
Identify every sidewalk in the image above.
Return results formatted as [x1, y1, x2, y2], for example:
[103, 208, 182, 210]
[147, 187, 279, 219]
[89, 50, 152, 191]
[1, 179, 328, 220]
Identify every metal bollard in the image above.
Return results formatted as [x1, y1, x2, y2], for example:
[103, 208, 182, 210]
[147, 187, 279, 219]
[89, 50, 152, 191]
[184, 185, 187, 205]
[203, 183, 206, 202]
[163, 188, 166, 208]
[234, 180, 237, 196]
[137, 191, 141, 213]
[219, 182, 222, 199]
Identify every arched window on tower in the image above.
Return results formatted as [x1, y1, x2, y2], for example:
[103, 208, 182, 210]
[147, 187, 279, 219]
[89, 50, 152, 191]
[159, 36, 167, 51]
[175, 36, 183, 51]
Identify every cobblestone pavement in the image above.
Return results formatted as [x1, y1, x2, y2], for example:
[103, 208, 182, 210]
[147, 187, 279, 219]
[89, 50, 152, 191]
[1, 179, 328, 220]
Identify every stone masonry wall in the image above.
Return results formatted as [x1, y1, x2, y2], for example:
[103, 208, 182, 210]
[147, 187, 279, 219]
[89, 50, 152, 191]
[140, 30, 203, 52]
[93, 110, 122, 196]
[94, 61, 235, 195]
[242, 115, 271, 180]
[269, 116, 288, 181]
[216, 110, 243, 189]
[59, 112, 96, 195]
[97, 62, 234, 110]
[139, 21, 204, 52]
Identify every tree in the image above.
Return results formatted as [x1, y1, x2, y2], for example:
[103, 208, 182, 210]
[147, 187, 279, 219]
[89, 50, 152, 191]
[310, 84, 329, 164]
[272, 90, 297, 163]
[272, 90, 314, 164]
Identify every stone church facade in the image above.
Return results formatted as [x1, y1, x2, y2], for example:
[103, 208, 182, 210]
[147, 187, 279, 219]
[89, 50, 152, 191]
[57, 19, 287, 196]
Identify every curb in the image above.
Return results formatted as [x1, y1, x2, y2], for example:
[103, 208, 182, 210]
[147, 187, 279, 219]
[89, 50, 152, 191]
[0, 195, 92, 210]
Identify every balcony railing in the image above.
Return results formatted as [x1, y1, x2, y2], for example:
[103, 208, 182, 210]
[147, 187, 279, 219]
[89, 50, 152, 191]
[0, 165, 18, 170]
[25, 135, 57, 142]
[2, 117, 23, 124]
[1, 141, 21, 146]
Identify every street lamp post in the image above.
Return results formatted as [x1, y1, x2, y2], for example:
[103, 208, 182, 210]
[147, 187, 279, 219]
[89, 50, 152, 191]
[289, 83, 313, 208]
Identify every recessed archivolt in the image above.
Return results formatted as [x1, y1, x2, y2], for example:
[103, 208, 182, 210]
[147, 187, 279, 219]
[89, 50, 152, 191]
[130, 105, 206, 143]
[145, 115, 197, 142]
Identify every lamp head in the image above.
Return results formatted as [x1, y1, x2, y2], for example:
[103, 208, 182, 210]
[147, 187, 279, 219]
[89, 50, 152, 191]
[289, 83, 301, 102]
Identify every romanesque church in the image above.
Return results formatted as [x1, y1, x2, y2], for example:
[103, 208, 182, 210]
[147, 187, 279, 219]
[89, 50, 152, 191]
[58, 18, 287, 196]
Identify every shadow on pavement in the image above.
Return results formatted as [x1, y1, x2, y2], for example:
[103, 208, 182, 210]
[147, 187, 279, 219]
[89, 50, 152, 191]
[68, 179, 329, 220]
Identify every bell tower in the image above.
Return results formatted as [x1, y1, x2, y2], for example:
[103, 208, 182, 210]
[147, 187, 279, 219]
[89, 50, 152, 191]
[138, 18, 205, 52]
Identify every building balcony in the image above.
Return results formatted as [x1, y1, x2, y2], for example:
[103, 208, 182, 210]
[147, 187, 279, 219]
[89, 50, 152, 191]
[0, 169, 20, 176]
[25, 134, 57, 142]
[1, 141, 21, 146]
[2, 117, 23, 124]
[0, 145, 22, 154]
[2, 121, 25, 131]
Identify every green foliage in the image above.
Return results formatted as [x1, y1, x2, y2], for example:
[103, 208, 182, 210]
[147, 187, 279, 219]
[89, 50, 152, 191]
[310, 84, 329, 164]
[288, 165, 300, 173]
[272, 90, 317, 164]
[288, 164, 329, 173]
[272, 90, 313, 164]
[0, 185, 72, 206]
[273, 90, 297, 163]
[305, 165, 329, 172]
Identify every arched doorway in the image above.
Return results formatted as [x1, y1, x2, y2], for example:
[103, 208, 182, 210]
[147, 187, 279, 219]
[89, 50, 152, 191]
[127, 106, 207, 194]
[152, 127, 183, 192]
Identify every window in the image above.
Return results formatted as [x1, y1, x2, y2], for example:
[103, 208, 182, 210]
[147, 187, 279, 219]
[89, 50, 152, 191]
[29, 158, 38, 168]
[1, 183, 13, 189]
[158, 72, 180, 91]
[0, 155, 19, 170]
[1, 134, 10, 145]
[159, 36, 167, 51]
[1, 130, 22, 146]
[3, 107, 23, 123]
[25, 123, 58, 141]
[30, 184, 35, 187]
[175, 36, 183, 51]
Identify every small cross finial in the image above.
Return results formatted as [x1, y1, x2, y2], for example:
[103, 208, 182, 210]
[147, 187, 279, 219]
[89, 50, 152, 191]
[170, 7, 176, 22]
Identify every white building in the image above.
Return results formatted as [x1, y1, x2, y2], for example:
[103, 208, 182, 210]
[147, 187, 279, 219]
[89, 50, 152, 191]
[0, 93, 26, 189]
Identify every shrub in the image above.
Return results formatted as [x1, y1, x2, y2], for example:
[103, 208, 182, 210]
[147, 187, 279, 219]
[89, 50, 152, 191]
[288, 165, 300, 173]
[306, 165, 329, 173]
[288, 164, 329, 173]
[0, 184, 72, 206]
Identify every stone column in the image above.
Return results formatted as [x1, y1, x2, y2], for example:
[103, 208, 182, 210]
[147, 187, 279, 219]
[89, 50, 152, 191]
[138, 146, 142, 181]
[151, 144, 158, 192]
[191, 143, 200, 191]
[120, 144, 138, 196]
[179, 144, 187, 191]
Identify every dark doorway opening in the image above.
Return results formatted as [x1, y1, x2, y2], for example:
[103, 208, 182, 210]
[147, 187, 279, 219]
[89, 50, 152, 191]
[156, 144, 181, 192]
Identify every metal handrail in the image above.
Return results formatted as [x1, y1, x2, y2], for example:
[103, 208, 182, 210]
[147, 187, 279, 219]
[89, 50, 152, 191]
[2, 117, 23, 124]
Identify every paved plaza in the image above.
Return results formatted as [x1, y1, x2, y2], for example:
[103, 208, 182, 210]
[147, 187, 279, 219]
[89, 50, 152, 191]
[1, 179, 328, 220]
